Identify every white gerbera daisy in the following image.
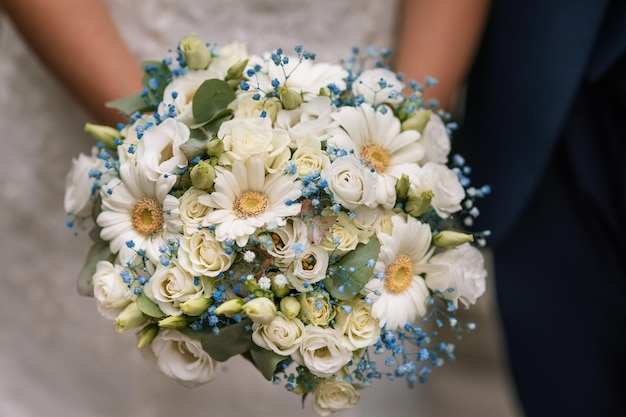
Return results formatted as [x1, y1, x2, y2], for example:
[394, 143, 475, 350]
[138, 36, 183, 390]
[97, 162, 182, 264]
[365, 215, 435, 330]
[328, 105, 424, 209]
[198, 157, 302, 247]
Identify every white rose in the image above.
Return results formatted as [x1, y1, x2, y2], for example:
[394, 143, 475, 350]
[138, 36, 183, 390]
[426, 243, 487, 307]
[217, 116, 291, 173]
[322, 156, 378, 210]
[178, 229, 234, 278]
[292, 326, 352, 378]
[352, 68, 404, 107]
[320, 211, 360, 257]
[419, 112, 451, 164]
[312, 380, 360, 416]
[286, 244, 329, 292]
[264, 218, 308, 267]
[144, 262, 203, 316]
[298, 292, 335, 326]
[334, 298, 381, 350]
[92, 261, 131, 319]
[208, 41, 249, 77]
[409, 163, 465, 218]
[158, 69, 222, 126]
[252, 312, 305, 356]
[178, 187, 212, 234]
[275, 96, 335, 146]
[290, 135, 331, 178]
[136, 118, 190, 181]
[64, 148, 109, 217]
[147, 329, 217, 387]
[230, 92, 282, 123]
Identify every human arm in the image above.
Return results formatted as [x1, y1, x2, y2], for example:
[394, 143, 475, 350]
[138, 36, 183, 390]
[394, 0, 492, 111]
[1, 0, 144, 125]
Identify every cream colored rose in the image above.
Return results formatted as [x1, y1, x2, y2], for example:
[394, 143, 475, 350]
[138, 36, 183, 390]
[230, 92, 282, 123]
[144, 262, 203, 316]
[265, 218, 308, 267]
[92, 261, 131, 319]
[375, 208, 405, 236]
[217, 116, 291, 173]
[148, 329, 217, 387]
[292, 326, 352, 378]
[352, 68, 404, 107]
[208, 41, 248, 77]
[334, 298, 381, 350]
[178, 187, 212, 234]
[322, 156, 378, 210]
[298, 292, 335, 326]
[136, 118, 190, 181]
[286, 245, 329, 292]
[178, 229, 234, 278]
[312, 380, 360, 416]
[320, 211, 360, 257]
[290, 135, 331, 178]
[252, 312, 305, 356]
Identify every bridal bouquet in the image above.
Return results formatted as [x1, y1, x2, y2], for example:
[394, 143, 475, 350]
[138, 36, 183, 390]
[65, 34, 489, 415]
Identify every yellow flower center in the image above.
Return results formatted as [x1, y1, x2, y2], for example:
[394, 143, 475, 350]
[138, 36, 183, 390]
[131, 197, 164, 236]
[270, 232, 285, 250]
[234, 191, 269, 219]
[301, 255, 317, 271]
[361, 144, 390, 173]
[384, 255, 414, 294]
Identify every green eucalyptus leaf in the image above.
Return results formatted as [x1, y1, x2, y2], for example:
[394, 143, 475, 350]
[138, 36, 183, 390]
[137, 293, 167, 319]
[324, 237, 380, 301]
[180, 136, 210, 161]
[198, 319, 253, 361]
[105, 92, 152, 115]
[76, 241, 111, 297]
[192, 79, 236, 124]
[249, 343, 288, 381]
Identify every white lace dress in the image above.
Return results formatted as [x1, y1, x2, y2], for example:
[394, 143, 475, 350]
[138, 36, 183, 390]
[0, 1, 430, 416]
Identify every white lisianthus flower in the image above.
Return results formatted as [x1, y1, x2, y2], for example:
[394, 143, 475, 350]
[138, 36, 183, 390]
[178, 229, 234, 278]
[97, 162, 182, 264]
[242, 297, 277, 325]
[419, 111, 451, 164]
[352, 68, 404, 107]
[290, 135, 331, 178]
[229, 92, 282, 123]
[144, 262, 203, 316]
[136, 118, 190, 181]
[198, 158, 302, 247]
[264, 218, 308, 267]
[275, 96, 335, 146]
[292, 326, 352, 378]
[92, 261, 131, 319]
[409, 162, 465, 218]
[178, 187, 212, 234]
[426, 243, 487, 308]
[334, 298, 381, 350]
[286, 244, 329, 292]
[365, 215, 434, 330]
[158, 69, 222, 126]
[312, 380, 360, 416]
[322, 155, 377, 211]
[320, 211, 361, 257]
[146, 329, 217, 387]
[117, 115, 157, 164]
[217, 116, 291, 173]
[252, 312, 305, 356]
[328, 105, 423, 209]
[298, 292, 335, 326]
[64, 147, 110, 218]
[208, 41, 248, 76]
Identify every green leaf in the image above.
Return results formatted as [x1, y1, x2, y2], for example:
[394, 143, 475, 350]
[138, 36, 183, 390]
[137, 293, 167, 319]
[197, 319, 253, 361]
[180, 136, 210, 161]
[324, 237, 380, 300]
[192, 79, 236, 125]
[249, 343, 288, 381]
[76, 241, 111, 297]
[105, 92, 152, 115]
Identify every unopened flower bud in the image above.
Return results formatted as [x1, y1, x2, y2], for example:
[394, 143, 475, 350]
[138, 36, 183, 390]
[432, 230, 474, 249]
[84, 123, 121, 149]
[395, 174, 410, 201]
[206, 138, 225, 157]
[280, 297, 301, 319]
[405, 190, 434, 217]
[242, 297, 277, 325]
[190, 160, 216, 190]
[115, 302, 148, 333]
[180, 296, 211, 316]
[180, 33, 211, 70]
[214, 298, 244, 316]
[137, 324, 159, 349]
[226, 59, 249, 81]
[158, 315, 189, 329]
[278, 86, 304, 110]
[401, 110, 431, 134]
